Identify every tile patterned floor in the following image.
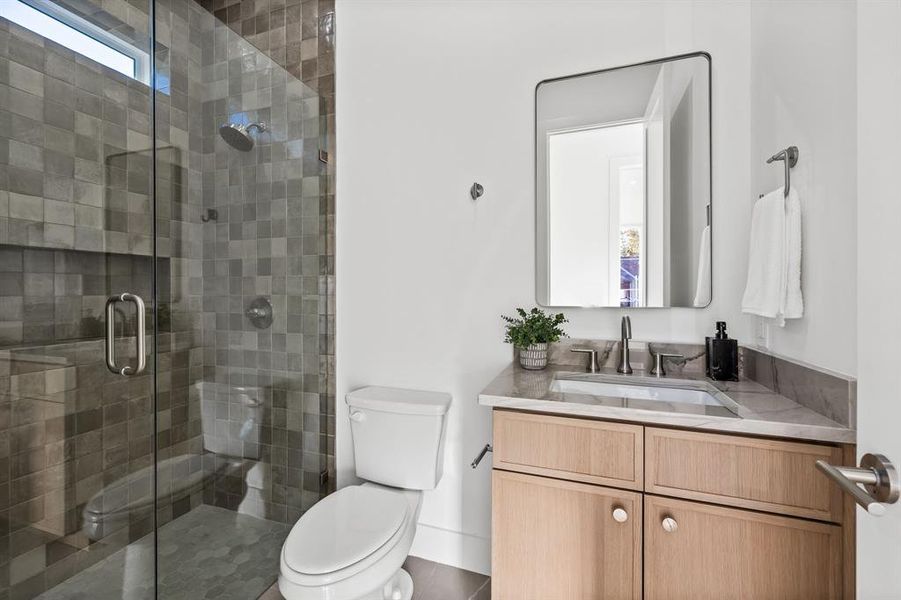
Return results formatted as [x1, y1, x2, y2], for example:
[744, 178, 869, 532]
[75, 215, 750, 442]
[36, 503, 488, 600]
[37, 505, 290, 600]
[259, 555, 490, 600]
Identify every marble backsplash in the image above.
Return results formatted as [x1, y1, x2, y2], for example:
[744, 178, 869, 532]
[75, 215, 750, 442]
[740, 346, 856, 428]
[535, 338, 856, 428]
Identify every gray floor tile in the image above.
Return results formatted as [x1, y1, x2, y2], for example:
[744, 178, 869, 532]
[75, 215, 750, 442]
[37, 505, 289, 600]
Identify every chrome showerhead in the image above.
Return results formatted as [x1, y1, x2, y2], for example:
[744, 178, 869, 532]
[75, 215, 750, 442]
[219, 122, 267, 151]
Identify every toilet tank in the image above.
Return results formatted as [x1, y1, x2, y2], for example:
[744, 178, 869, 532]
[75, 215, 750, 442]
[347, 386, 451, 490]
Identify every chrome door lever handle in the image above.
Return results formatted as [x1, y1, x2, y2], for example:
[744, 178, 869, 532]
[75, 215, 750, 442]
[816, 453, 900, 516]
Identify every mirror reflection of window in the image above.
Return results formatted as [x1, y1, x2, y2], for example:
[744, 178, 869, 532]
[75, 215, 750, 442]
[616, 162, 645, 307]
[547, 122, 644, 307]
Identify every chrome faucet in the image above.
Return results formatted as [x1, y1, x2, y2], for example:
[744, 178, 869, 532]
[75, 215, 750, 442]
[617, 316, 633, 374]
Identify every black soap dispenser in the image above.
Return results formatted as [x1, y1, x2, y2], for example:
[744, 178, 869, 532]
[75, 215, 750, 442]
[706, 321, 738, 381]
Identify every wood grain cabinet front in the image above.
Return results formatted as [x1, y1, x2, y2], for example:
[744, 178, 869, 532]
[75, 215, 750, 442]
[644, 495, 843, 600]
[645, 427, 845, 522]
[489, 410, 851, 598]
[492, 470, 642, 600]
[492, 409, 643, 489]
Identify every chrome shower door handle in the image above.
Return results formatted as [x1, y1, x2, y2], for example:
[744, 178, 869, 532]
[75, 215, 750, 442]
[105, 293, 147, 376]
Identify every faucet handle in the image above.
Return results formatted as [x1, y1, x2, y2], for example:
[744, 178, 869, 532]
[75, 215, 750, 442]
[571, 348, 600, 373]
[650, 352, 684, 377]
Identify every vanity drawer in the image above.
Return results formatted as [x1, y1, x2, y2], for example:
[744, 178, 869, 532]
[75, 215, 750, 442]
[493, 410, 643, 490]
[645, 428, 844, 522]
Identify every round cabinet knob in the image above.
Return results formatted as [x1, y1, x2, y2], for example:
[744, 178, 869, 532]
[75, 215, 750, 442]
[612, 507, 629, 523]
[661, 516, 678, 533]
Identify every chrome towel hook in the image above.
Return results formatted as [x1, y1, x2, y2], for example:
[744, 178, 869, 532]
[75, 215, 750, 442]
[766, 146, 799, 197]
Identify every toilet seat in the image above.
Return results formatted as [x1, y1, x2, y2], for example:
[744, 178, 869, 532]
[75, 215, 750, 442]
[279, 484, 422, 600]
[284, 485, 409, 575]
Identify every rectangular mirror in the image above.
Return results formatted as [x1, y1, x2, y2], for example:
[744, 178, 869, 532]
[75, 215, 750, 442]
[536, 53, 711, 308]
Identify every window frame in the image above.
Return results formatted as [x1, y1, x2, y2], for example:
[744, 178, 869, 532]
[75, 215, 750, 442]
[2, 0, 151, 84]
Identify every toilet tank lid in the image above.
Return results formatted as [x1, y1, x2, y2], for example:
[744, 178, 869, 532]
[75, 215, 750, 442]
[346, 386, 451, 416]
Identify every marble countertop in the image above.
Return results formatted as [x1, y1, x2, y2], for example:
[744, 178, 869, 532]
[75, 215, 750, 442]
[479, 364, 855, 444]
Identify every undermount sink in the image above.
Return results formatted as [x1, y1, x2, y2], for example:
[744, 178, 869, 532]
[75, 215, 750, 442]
[549, 374, 739, 417]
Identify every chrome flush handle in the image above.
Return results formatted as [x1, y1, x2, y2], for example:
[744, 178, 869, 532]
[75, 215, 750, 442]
[471, 443, 493, 469]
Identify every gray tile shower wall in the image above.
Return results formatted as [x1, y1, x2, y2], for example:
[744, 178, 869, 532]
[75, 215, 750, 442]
[0, 0, 332, 594]
[0, 247, 161, 347]
[0, 1, 207, 597]
[197, 11, 328, 521]
[0, 20, 156, 255]
[193, 0, 336, 494]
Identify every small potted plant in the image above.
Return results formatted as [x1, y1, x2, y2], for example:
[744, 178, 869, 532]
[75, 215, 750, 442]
[502, 307, 568, 370]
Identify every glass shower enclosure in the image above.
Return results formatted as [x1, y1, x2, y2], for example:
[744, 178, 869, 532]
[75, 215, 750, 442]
[0, 1, 328, 598]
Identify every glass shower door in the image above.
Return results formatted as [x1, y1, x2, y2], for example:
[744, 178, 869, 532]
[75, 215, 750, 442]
[150, 2, 329, 599]
[0, 0, 158, 598]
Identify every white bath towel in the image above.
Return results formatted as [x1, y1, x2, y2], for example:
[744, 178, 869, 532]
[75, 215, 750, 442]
[741, 187, 803, 325]
[693, 225, 711, 307]
[782, 187, 803, 321]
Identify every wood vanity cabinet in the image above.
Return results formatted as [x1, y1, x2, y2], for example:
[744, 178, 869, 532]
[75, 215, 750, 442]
[492, 470, 642, 600]
[491, 409, 852, 600]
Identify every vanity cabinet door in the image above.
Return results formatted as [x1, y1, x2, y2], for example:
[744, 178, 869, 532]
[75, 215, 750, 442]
[644, 495, 843, 600]
[492, 470, 642, 600]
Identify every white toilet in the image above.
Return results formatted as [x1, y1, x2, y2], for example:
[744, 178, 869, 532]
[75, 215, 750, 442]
[278, 386, 452, 600]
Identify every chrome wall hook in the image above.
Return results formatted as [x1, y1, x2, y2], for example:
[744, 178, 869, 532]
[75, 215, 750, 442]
[470, 182, 484, 201]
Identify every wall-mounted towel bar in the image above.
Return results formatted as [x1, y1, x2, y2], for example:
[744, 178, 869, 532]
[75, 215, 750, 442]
[766, 146, 799, 197]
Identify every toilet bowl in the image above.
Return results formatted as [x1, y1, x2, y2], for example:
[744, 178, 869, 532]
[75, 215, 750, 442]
[279, 386, 451, 600]
[279, 483, 422, 600]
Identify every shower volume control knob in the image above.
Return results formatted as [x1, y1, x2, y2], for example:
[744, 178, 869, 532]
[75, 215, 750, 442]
[612, 507, 628, 523]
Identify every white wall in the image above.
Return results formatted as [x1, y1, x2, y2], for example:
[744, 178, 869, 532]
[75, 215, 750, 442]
[747, 1, 857, 375]
[337, 0, 754, 574]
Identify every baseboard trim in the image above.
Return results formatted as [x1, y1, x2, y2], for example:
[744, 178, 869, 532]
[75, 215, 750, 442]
[409, 522, 491, 576]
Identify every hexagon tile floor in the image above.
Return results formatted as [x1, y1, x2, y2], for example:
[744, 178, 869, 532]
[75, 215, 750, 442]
[37, 505, 290, 600]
